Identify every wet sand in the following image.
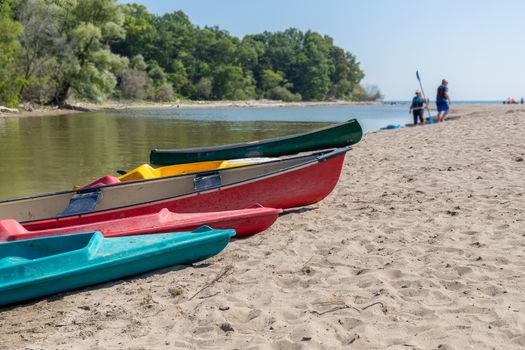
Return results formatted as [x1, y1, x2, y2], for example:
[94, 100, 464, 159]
[0, 104, 524, 349]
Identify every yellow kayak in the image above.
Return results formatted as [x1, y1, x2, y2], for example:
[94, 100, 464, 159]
[118, 158, 275, 182]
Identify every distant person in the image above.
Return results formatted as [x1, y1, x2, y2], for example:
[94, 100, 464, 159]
[436, 79, 451, 122]
[521, 97, 524, 104]
[409, 90, 426, 125]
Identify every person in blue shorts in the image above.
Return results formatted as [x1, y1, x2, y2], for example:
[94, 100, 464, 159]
[436, 79, 451, 122]
[409, 90, 426, 125]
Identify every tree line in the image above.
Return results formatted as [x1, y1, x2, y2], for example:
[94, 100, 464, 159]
[0, 0, 382, 107]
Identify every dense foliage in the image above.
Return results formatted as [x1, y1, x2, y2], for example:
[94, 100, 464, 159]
[0, 0, 378, 107]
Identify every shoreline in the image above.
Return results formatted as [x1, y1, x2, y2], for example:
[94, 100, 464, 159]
[0, 107, 83, 118]
[0, 99, 380, 118]
[0, 100, 511, 119]
[96, 99, 381, 110]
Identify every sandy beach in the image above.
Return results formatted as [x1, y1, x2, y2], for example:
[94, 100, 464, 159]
[0, 104, 524, 349]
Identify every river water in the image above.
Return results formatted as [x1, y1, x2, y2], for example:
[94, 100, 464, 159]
[0, 102, 482, 199]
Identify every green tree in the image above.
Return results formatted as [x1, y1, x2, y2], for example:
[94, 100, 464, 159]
[190, 77, 213, 100]
[246, 28, 365, 101]
[112, 4, 158, 59]
[147, 61, 167, 86]
[263, 29, 304, 79]
[259, 69, 299, 101]
[327, 46, 364, 99]
[0, 0, 23, 107]
[212, 65, 256, 100]
[153, 11, 196, 73]
[292, 32, 333, 100]
[51, 0, 128, 104]
[260, 69, 284, 91]
[153, 83, 173, 101]
[130, 54, 146, 70]
[167, 59, 189, 94]
[267, 87, 301, 102]
[16, 0, 61, 103]
[145, 61, 174, 101]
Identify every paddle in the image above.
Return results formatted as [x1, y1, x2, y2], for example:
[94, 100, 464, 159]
[416, 70, 433, 124]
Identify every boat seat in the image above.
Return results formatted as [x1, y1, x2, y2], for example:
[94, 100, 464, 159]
[194, 173, 222, 191]
[58, 189, 103, 217]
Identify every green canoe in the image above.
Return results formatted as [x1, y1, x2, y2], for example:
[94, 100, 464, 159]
[150, 119, 362, 165]
[0, 226, 235, 306]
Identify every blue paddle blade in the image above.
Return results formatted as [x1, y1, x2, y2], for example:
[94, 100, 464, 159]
[416, 70, 421, 81]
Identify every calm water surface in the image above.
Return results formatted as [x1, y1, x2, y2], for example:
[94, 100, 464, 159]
[0, 103, 426, 198]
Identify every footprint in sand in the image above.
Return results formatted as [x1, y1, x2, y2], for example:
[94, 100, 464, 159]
[454, 266, 473, 276]
[478, 284, 504, 297]
[441, 280, 466, 291]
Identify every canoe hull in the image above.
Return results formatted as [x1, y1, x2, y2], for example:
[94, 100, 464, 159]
[0, 228, 234, 306]
[0, 206, 281, 241]
[20, 151, 345, 231]
[150, 119, 362, 165]
[0, 148, 349, 228]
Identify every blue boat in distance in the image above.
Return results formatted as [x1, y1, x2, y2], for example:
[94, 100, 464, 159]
[380, 124, 402, 130]
[0, 226, 235, 306]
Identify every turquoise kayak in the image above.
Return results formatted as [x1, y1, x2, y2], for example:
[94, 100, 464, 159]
[0, 226, 235, 306]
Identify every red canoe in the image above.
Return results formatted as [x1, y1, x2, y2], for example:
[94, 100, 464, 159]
[0, 206, 282, 241]
[0, 147, 350, 230]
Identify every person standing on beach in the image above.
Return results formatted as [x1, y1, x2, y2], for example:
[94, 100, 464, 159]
[409, 90, 426, 125]
[436, 79, 451, 122]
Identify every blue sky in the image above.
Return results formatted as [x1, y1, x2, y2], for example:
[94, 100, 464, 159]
[124, 0, 525, 100]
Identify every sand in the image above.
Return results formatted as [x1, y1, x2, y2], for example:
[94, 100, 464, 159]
[1, 104, 524, 349]
[90, 99, 378, 110]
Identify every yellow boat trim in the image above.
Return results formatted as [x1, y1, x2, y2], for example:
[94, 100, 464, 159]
[118, 158, 276, 182]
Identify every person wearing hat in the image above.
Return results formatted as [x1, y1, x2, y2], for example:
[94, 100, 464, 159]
[436, 79, 451, 122]
[409, 90, 426, 125]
